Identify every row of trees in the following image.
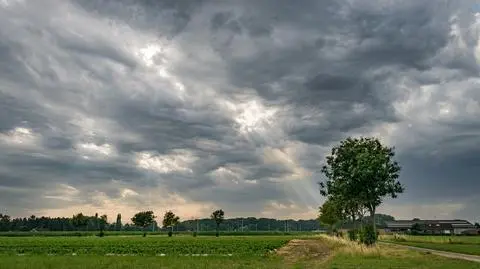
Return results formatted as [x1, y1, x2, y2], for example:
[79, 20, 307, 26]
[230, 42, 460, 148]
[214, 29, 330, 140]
[131, 209, 224, 237]
[318, 137, 405, 245]
[0, 213, 325, 233]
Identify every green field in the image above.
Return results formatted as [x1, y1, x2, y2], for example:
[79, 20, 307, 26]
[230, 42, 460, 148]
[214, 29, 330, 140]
[381, 235, 480, 256]
[0, 231, 315, 237]
[0, 236, 292, 255]
[0, 235, 479, 268]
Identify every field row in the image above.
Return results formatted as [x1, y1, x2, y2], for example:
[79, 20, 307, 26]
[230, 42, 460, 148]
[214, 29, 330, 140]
[0, 231, 314, 237]
[0, 236, 293, 256]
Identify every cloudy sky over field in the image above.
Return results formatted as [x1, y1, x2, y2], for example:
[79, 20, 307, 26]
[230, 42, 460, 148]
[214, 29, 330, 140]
[1, 0, 479, 222]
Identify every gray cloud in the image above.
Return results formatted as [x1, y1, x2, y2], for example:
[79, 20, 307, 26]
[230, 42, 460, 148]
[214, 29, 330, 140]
[0, 0, 479, 221]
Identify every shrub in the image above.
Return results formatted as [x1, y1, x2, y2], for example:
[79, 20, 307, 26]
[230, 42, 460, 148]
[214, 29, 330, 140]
[333, 229, 343, 238]
[348, 229, 358, 241]
[359, 225, 377, 246]
[193, 231, 197, 237]
[168, 231, 173, 237]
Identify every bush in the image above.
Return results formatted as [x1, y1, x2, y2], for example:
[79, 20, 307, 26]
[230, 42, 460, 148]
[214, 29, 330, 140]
[359, 225, 377, 246]
[348, 229, 358, 241]
[333, 229, 343, 238]
[193, 231, 197, 237]
[168, 231, 173, 237]
[97, 230, 105, 237]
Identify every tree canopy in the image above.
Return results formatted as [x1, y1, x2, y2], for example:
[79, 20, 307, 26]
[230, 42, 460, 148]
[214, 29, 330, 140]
[162, 211, 180, 229]
[211, 209, 225, 226]
[318, 198, 343, 231]
[71, 213, 88, 229]
[131, 211, 156, 228]
[320, 136, 404, 234]
[211, 209, 225, 237]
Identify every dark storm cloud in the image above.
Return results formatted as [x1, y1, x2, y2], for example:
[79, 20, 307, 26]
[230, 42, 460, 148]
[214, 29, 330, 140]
[0, 0, 479, 220]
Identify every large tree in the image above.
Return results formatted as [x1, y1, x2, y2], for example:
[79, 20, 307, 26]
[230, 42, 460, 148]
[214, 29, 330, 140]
[320, 137, 404, 235]
[131, 211, 156, 237]
[162, 211, 180, 237]
[211, 209, 225, 237]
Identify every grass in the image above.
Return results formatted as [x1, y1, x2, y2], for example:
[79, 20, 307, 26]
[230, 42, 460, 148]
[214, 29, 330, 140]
[329, 251, 480, 269]
[0, 235, 479, 268]
[0, 255, 285, 269]
[381, 235, 480, 256]
[381, 235, 480, 244]
[322, 235, 480, 269]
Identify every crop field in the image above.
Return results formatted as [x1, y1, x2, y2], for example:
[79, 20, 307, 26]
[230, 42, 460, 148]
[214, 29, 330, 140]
[381, 235, 480, 256]
[1, 235, 480, 268]
[0, 236, 293, 256]
[0, 230, 314, 237]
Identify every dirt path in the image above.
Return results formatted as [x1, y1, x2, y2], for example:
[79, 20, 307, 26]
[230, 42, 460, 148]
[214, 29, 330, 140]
[381, 242, 480, 263]
[276, 239, 332, 265]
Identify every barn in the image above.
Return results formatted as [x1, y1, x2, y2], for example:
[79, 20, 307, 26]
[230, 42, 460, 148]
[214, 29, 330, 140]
[385, 219, 477, 235]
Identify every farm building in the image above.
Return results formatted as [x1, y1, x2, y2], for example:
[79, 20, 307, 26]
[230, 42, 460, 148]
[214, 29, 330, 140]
[385, 219, 477, 235]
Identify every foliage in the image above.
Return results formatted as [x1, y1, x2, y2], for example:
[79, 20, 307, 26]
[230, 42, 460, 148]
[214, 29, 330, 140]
[320, 136, 404, 236]
[475, 222, 479, 229]
[0, 230, 318, 237]
[359, 225, 377, 246]
[410, 223, 422, 235]
[115, 214, 122, 231]
[0, 214, 324, 232]
[162, 211, 180, 237]
[211, 209, 225, 237]
[71, 213, 89, 229]
[333, 229, 343, 238]
[348, 229, 358, 241]
[318, 198, 344, 233]
[0, 236, 293, 255]
[131, 211, 156, 237]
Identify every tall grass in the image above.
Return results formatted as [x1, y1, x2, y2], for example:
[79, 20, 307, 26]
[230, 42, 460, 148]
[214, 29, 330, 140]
[381, 234, 480, 244]
[320, 234, 422, 259]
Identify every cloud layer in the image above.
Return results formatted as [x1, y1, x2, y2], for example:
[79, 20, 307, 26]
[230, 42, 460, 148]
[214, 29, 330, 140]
[0, 0, 479, 222]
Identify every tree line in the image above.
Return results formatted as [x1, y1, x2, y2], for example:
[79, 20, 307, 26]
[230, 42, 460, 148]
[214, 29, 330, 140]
[0, 210, 327, 234]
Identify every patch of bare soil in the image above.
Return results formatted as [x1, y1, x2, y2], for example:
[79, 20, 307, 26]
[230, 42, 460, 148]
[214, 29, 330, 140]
[276, 239, 332, 265]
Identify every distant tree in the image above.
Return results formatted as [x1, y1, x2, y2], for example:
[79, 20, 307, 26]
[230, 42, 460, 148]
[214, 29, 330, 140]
[71, 213, 88, 230]
[115, 214, 122, 231]
[95, 213, 99, 230]
[411, 223, 422, 235]
[320, 137, 404, 237]
[475, 222, 479, 229]
[211, 209, 225, 237]
[99, 215, 107, 231]
[162, 211, 180, 237]
[318, 198, 344, 234]
[0, 214, 11, 231]
[413, 218, 420, 221]
[131, 211, 156, 237]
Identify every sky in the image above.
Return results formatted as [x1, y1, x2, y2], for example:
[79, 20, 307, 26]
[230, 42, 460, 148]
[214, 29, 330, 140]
[0, 0, 479, 223]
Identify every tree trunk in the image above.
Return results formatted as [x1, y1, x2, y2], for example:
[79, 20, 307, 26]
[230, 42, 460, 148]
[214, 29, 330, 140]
[216, 224, 219, 237]
[370, 207, 376, 236]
